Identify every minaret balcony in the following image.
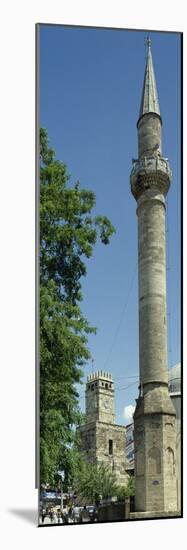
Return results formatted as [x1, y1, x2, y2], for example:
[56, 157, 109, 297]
[130, 155, 172, 200]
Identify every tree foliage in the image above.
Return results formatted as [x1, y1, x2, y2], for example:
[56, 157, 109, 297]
[39, 129, 115, 487]
[72, 456, 135, 504]
[73, 461, 118, 503]
[116, 477, 135, 500]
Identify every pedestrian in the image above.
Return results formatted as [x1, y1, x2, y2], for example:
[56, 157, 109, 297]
[53, 511, 57, 524]
[63, 511, 68, 524]
[57, 510, 62, 524]
[61, 511, 64, 523]
[68, 505, 73, 520]
[93, 507, 98, 522]
[72, 505, 80, 523]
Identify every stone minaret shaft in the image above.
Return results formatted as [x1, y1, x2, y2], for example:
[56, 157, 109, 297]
[130, 38, 177, 513]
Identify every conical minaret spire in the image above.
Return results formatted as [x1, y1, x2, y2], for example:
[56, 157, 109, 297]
[136, 38, 162, 159]
[139, 36, 160, 118]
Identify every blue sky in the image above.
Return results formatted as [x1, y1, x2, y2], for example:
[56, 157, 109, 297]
[40, 25, 181, 425]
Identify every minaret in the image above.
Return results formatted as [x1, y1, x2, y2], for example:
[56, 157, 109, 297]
[130, 38, 177, 513]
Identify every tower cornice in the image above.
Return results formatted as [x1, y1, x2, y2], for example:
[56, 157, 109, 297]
[137, 111, 162, 129]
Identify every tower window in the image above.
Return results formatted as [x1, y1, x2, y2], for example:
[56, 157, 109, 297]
[88, 385, 90, 389]
[109, 439, 113, 455]
[105, 383, 108, 389]
[91, 384, 94, 391]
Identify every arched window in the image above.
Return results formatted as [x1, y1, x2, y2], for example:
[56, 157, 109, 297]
[166, 447, 175, 476]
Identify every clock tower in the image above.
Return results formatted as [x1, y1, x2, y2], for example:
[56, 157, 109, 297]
[77, 371, 129, 487]
[86, 371, 115, 423]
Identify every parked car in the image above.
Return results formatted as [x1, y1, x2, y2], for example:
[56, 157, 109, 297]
[86, 505, 96, 521]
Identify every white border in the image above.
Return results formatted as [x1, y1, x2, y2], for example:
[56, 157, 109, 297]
[0, 1, 186, 547]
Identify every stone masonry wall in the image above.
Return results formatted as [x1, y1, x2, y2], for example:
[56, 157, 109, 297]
[78, 421, 128, 487]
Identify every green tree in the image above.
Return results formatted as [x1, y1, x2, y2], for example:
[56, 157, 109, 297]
[73, 461, 117, 503]
[116, 477, 135, 500]
[40, 129, 115, 487]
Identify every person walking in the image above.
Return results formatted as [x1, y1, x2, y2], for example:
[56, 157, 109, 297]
[72, 505, 80, 523]
[57, 510, 62, 524]
[53, 511, 57, 524]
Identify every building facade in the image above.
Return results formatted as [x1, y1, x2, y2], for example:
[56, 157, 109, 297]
[125, 423, 135, 473]
[130, 38, 178, 513]
[77, 371, 128, 487]
[168, 363, 181, 511]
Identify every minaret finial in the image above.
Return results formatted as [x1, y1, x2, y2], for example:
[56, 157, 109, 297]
[144, 34, 151, 49]
[139, 35, 160, 119]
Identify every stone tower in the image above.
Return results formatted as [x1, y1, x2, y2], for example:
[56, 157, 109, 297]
[77, 371, 128, 487]
[130, 38, 177, 513]
[85, 371, 115, 424]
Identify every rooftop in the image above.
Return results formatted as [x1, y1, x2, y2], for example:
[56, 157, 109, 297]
[87, 371, 113, 382]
